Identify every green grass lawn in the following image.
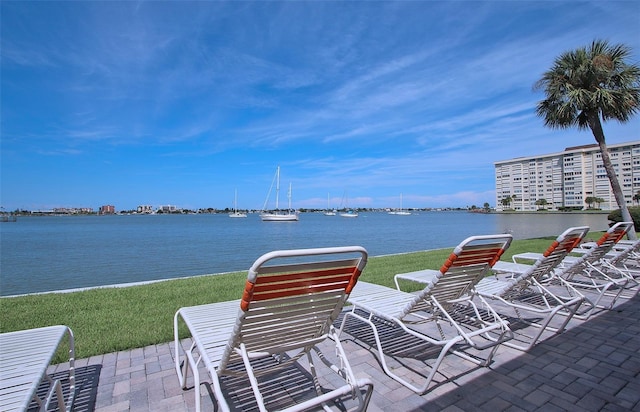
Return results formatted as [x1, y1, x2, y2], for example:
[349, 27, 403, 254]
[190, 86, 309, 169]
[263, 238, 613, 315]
[0, 233, 605, 361]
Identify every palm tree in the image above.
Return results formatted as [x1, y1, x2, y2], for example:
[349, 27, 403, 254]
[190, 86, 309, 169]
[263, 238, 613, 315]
[535, 198, 548, 210]
[511, 195, 518, 210]
[535, 40, 640, 239]
[584, 196, 596, 209]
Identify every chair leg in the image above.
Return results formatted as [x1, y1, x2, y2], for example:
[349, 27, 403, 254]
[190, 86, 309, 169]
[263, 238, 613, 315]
[185, 349, 202, 412]
[577, 280, 626, 319]
[341, 308, 463, 394]
[42, 377, 65, 412]
[532, 297, 582, 350]
[309, 332, 373, 412]
[174, 311, 207, 412]
[37, 326, 77, 412]
[553, 297, 584, 332]
[501, 300, 579, 352]
[239, 343, 269, 412]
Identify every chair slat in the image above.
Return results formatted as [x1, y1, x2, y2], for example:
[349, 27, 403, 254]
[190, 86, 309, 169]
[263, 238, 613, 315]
[174, 246, 372, 412]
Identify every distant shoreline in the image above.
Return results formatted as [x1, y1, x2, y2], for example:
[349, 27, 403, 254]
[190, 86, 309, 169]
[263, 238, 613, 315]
[2, 209, 613, 218]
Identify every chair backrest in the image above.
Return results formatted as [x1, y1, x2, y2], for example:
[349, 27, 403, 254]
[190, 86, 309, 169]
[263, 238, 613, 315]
[514, 226, 590, 284]
[410, 234, 512, 312]
[606, 239, 640, 267]
[560, 221, 633, 276]
[220, 246, 367, 369]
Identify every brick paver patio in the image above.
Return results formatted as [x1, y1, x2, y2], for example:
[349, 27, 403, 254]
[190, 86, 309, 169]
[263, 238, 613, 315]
[47, 295, 640, 411]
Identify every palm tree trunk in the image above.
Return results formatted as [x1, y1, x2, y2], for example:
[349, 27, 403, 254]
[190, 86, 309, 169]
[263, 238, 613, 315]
[587, 112, 637, 239]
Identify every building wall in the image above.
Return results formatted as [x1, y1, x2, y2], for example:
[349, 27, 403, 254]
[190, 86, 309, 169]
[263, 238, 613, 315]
[495, 141, 640, 211]
[99, 205, 115, 214]
[137, 205, 153, 214]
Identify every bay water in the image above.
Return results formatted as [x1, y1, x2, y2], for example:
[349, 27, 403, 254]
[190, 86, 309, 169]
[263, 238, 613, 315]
[0, 211, 611, 296]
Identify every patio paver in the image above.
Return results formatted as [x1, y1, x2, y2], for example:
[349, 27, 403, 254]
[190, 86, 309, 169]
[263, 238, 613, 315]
[46, 295, 640, 411]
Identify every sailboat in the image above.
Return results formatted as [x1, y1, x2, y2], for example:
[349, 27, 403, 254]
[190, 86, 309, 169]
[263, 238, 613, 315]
[229, 189, 247, 218]
[388, 193, 411, 215]
[260, 166, 299, 222]
[324, 193, 336, 216]
[339, 191, 358, 218]
[340, 210, 358, 218]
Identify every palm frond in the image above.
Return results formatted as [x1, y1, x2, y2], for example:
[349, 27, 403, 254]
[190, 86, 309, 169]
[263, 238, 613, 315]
[535, 40, 640, 127]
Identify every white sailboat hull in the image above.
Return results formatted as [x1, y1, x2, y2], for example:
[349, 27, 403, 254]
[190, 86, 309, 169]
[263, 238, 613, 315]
[260, 212, 299, 221]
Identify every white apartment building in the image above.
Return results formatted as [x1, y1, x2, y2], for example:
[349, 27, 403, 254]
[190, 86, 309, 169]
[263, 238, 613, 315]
[159, 205, 178, 213]
[137, 205, 154, 214]
[495, 141, 640, 212]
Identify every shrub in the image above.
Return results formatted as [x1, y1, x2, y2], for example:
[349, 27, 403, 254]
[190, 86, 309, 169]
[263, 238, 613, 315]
[607, 207, 640, 230]
[558, 206, 583, 212]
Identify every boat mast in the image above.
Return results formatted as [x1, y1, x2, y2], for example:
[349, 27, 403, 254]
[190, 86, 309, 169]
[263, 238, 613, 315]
[275, 166, 280, 210]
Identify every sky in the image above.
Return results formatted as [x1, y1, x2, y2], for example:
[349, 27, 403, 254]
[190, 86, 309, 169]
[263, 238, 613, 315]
[2, 1, 640, 212]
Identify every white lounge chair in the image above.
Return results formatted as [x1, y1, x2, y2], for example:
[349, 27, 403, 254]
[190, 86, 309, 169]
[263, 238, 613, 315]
[0, 325, 75, 412]
[603, 239, 640, 278]
[498, 223, 635, 320]
[614, 239, 640, 265]
[340, 234, 513, 394]
[575, 238, 640, 298]
[173, 246, 373, 412]
[513, 222, 635, 319]
[472, 226, 590, 351]
[550, 222, 635, 318]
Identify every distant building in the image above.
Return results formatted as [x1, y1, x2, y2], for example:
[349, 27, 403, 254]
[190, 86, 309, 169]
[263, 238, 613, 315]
[137, 205, 154, 214]
[99, 205, 115, 215]
[159, 205, 178, 213]
[495, 141, 640, 211]
[52, 207, 94, 214]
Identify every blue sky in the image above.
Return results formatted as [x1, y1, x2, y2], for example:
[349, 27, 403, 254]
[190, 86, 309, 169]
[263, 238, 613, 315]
[2, 1, 639, 212]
